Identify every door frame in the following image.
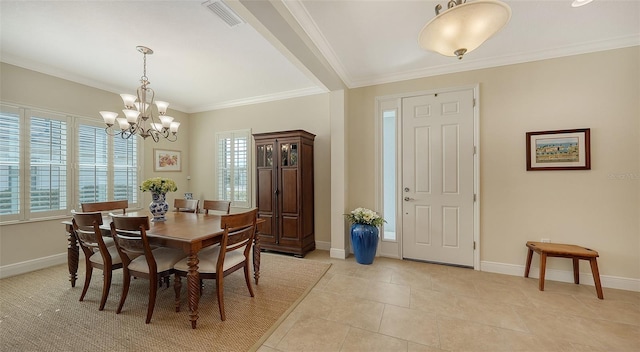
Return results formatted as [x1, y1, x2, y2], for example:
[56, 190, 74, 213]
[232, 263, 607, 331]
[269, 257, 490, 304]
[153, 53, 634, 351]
[374, 84, 481, 270]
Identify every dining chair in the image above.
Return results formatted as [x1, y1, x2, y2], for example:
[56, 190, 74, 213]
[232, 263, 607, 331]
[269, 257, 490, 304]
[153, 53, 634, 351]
[110, 214, 186, 324]
[71, 211, 123, 311]
[173, 208, 257, 321]
[202, 200, 231, 214]
[174, 198, 199, 213]
[81, 200, 128, 214]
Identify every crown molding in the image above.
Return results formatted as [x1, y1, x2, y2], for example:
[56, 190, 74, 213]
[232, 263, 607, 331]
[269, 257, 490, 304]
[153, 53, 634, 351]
[188, 86, 327, 113]
[348, 34, 640, 88]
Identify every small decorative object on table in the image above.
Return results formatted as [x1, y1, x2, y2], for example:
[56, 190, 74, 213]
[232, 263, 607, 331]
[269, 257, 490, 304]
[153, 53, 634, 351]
[345, 207, 386, 265]
[140, 177, 177, 222]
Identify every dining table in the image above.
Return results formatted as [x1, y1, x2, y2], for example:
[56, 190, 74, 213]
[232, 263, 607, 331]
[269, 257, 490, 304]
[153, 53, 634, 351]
[62, 210, 263, 329]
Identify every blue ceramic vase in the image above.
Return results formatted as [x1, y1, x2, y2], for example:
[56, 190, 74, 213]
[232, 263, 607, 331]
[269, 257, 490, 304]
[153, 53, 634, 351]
[149, 192, 168, 222]
[350, 223, 379, 264]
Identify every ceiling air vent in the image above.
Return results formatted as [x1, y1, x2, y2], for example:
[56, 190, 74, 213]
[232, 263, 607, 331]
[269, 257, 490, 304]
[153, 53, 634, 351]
[202, 0, 245, 28]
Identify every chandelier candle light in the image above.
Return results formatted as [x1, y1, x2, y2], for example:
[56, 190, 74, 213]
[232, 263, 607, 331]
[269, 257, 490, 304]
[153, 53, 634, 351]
[418, 0, 511, 59]
[100, 46, 180, 142]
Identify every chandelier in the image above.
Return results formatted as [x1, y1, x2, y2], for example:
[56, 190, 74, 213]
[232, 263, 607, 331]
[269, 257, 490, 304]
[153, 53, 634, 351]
[100, 46, 179, 142]
[418, 0, 511, 60]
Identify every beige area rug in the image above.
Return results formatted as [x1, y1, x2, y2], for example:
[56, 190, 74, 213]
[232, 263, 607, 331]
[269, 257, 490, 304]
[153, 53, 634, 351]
[0, 253, 330, 352]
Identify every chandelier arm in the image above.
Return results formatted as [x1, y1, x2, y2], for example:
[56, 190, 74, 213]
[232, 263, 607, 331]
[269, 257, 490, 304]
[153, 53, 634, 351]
[104, 127, 117, 136]
[165, 133, 177, 142]
[150, 128, 160, 143]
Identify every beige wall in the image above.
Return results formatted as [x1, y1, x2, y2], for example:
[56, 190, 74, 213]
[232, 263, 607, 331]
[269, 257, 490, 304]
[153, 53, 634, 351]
[188, 94, 332, 244]
[347, 47, 640, 279]
[2, 47, 639, 284]
[0, 63, 190, 267]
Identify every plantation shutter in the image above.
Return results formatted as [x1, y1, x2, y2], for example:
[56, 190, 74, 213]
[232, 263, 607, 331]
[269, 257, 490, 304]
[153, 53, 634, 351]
[0, 106, 21, 218]
[78, 124, 108, 204]
[29, 113, 68, 214]
[113, 136, 138, 204]
[216, 130, 250, 208]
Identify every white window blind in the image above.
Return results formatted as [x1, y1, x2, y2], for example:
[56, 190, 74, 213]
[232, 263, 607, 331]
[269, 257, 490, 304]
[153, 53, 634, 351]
[78, 124, 108, 204]
[0, 102, 142, 223]
[29, 113, 68, 214]
[216, 130, 251, 208]
[76, 120, 139, 209]
[113, 136, 138, 204]
[0, 106, 21, 218]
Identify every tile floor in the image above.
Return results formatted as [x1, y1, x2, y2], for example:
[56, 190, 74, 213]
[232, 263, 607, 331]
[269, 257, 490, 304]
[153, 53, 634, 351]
[258, 250, 640, 352]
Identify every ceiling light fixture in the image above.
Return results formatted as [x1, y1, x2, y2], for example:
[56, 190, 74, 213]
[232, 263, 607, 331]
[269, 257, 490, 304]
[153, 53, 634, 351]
[100, 46, 179, 142]
[418, 0, 512, 60]
[571, 0, 594, 8]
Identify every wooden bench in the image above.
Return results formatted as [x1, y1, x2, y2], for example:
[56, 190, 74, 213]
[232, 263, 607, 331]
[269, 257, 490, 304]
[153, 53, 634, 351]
[524, 241, 603, 299]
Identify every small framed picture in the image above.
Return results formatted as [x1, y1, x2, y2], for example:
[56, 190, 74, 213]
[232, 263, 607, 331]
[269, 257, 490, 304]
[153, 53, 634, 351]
[154, 149, 181, 172]
[526, 128, 591, 171]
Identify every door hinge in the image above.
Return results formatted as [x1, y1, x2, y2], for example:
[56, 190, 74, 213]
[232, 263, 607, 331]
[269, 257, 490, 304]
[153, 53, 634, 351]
[473, 194, 477, 202]
[473, 146, 477, 155]
[473, 241, 476, 250]
[473, 98, 476, 107]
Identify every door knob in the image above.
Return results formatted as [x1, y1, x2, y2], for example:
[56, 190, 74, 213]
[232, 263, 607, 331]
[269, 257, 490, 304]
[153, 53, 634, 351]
[404, 197, 414, 201]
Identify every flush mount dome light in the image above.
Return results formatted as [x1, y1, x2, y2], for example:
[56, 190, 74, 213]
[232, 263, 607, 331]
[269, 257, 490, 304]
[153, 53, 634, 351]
[571, 0, 594, 7]
[418, 0, 512, 60]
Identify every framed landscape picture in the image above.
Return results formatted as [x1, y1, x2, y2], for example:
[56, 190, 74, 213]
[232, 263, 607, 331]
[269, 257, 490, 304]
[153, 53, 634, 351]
[154, 149, 181, 172]
[526, 128, 591, 171]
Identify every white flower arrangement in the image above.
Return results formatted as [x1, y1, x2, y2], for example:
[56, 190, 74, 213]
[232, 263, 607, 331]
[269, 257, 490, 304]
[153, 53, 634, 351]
[345, 207, 385, 227]
[140, 177, 177, 194]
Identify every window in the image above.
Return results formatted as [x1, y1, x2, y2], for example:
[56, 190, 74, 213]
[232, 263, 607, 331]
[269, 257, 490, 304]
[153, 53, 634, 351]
[29, 113, 68, 216]
[0, 106, 70, 221]
[78, 123, 108, 203]
[0, 106, 21, 219]
[216, 130, 251, 208]
[0, 103, 142, 223]
[382, 109, 397, 241]
[76, 120, 139, 208]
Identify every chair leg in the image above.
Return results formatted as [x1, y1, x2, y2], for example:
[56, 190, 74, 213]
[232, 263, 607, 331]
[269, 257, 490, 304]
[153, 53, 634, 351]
[79, 264, 93, 302]
[174, 274, 182, 312]
[146, 275, 158, 324]
[116, 270, 131, 314]
[159, 276, 170, 288]
[244, 263, 254, 297]
[99, 268, 112, 311]
[216, 276, 226, 321]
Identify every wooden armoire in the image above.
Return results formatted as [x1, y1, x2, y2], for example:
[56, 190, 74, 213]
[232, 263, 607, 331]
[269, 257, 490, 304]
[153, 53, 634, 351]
[253, 130, 315, 257]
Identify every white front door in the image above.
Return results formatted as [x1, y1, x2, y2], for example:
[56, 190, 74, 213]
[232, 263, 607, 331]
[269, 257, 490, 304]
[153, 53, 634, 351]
[401, 89, 475, 267]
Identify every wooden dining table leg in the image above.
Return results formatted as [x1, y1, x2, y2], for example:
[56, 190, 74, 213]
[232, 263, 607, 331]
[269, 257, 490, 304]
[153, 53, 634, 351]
[186, 254, 200, 329]
[65, 224, 79, 287]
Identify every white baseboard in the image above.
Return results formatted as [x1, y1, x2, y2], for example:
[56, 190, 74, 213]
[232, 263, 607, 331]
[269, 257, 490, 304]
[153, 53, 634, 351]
[0, 253, 68, 279]
[481, 260, 640, 292]
[329, 248, 347, 259]
[315, 240, 331, 251]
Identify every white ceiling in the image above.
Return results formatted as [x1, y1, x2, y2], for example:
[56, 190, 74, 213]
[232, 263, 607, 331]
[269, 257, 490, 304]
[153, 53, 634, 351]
[1, 0, 638, 114]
